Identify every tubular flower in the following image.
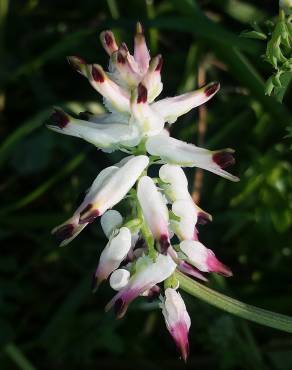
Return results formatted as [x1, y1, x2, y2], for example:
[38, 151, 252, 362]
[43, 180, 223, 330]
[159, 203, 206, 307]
[160, 288, 191, 362]
[48, 23, 239, 361]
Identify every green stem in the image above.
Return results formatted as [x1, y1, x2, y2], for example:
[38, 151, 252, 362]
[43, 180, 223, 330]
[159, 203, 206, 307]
[4, 343, 37, 370]
[176, 271, 292, 333]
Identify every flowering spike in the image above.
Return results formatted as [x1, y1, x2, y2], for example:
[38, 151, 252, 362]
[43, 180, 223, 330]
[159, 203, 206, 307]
[47, 24, 239, 361]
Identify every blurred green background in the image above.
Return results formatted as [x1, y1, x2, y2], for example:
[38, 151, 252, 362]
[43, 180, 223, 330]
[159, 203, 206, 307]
[0, 0, 292, 369]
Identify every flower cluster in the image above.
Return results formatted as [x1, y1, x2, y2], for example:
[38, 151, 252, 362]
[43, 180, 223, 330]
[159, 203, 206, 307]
[47, 23, 239, 361]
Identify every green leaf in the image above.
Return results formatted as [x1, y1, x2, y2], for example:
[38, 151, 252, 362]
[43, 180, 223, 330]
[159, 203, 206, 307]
[240, 30, 267, 40]
[176, 271, 292, 333]
[4, 343, 37, 370]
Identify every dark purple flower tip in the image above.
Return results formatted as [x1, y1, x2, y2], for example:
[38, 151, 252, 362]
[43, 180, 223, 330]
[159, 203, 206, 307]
[78, 110, 93, 120]
[53, 224, 74, 244]
[67, 56, 86, 73]
[204, 82, 220, 97]
[197, 212, 212, 225]
[117, 51, 126, 64]
[79, 210, 100, 224]
[146, 285, 161, 302]
[158, 234, 170, 254]
[104, 31, 114, 47]
[137, 83, 148, 103]
[79, 204, 100, 224]
[91, 65, 105, 83]
[114, 298, 126, 318]
[155, 55, 163, 72]
[49, 108, 69, 129]
[212, 150, 235, 169]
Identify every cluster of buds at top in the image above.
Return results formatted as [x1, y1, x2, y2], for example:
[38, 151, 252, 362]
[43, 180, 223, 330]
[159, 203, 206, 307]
[47, 23, 239, 361]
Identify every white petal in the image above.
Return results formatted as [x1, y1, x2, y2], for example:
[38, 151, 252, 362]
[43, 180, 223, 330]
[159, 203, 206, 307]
[47, 109, 140, 151]
[137, 176, 170, 252]
[171, 199, 198, 241]
[105, 253, 177, 318]
[159, 164, 190, 201]
[79, 155, 149, 222]
[88, 64, 131, 113]
[146, 135, 239, 181]
[180, 240, 209, 272]
[110, 269, 130, 291]
[161, 288, 191, 362]
[162, 288, 191, 331]
[95, 227, 132, 284]
[151, 82, 220, 124]
[134, 22, 150, 74]
[180, 240, 232, 276]
[142, 55, 163, 103]
[101, 210, 123, 239]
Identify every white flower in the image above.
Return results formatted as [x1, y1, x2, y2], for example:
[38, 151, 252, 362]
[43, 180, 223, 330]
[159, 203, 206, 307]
[94, 227, 132, 287]
[171, 199, 198, 241]
[105, 254, 177, 318]
[52, 155, 148, 246]
[160, 288, 191, 362]
[47, 108, 140, 152]
[147, 135, 239, 182]
[109, 269, 131, 291]
[101, 210, 123, 239]
[137, 176, 170, 253]
[180, 240, 232, 276]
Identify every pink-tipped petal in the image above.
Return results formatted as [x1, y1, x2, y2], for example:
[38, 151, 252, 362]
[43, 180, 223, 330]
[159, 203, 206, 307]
[206, 250, 233, 277]
[161, 288, 191, 362]
[134, 22, 150, 74]
[106, 254, 176, 318]
[178, 261, 208, 282]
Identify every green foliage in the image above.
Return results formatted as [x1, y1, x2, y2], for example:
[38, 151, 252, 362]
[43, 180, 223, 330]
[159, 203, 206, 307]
[241, 9, 292, 102]
[0, 1, 292, 370]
